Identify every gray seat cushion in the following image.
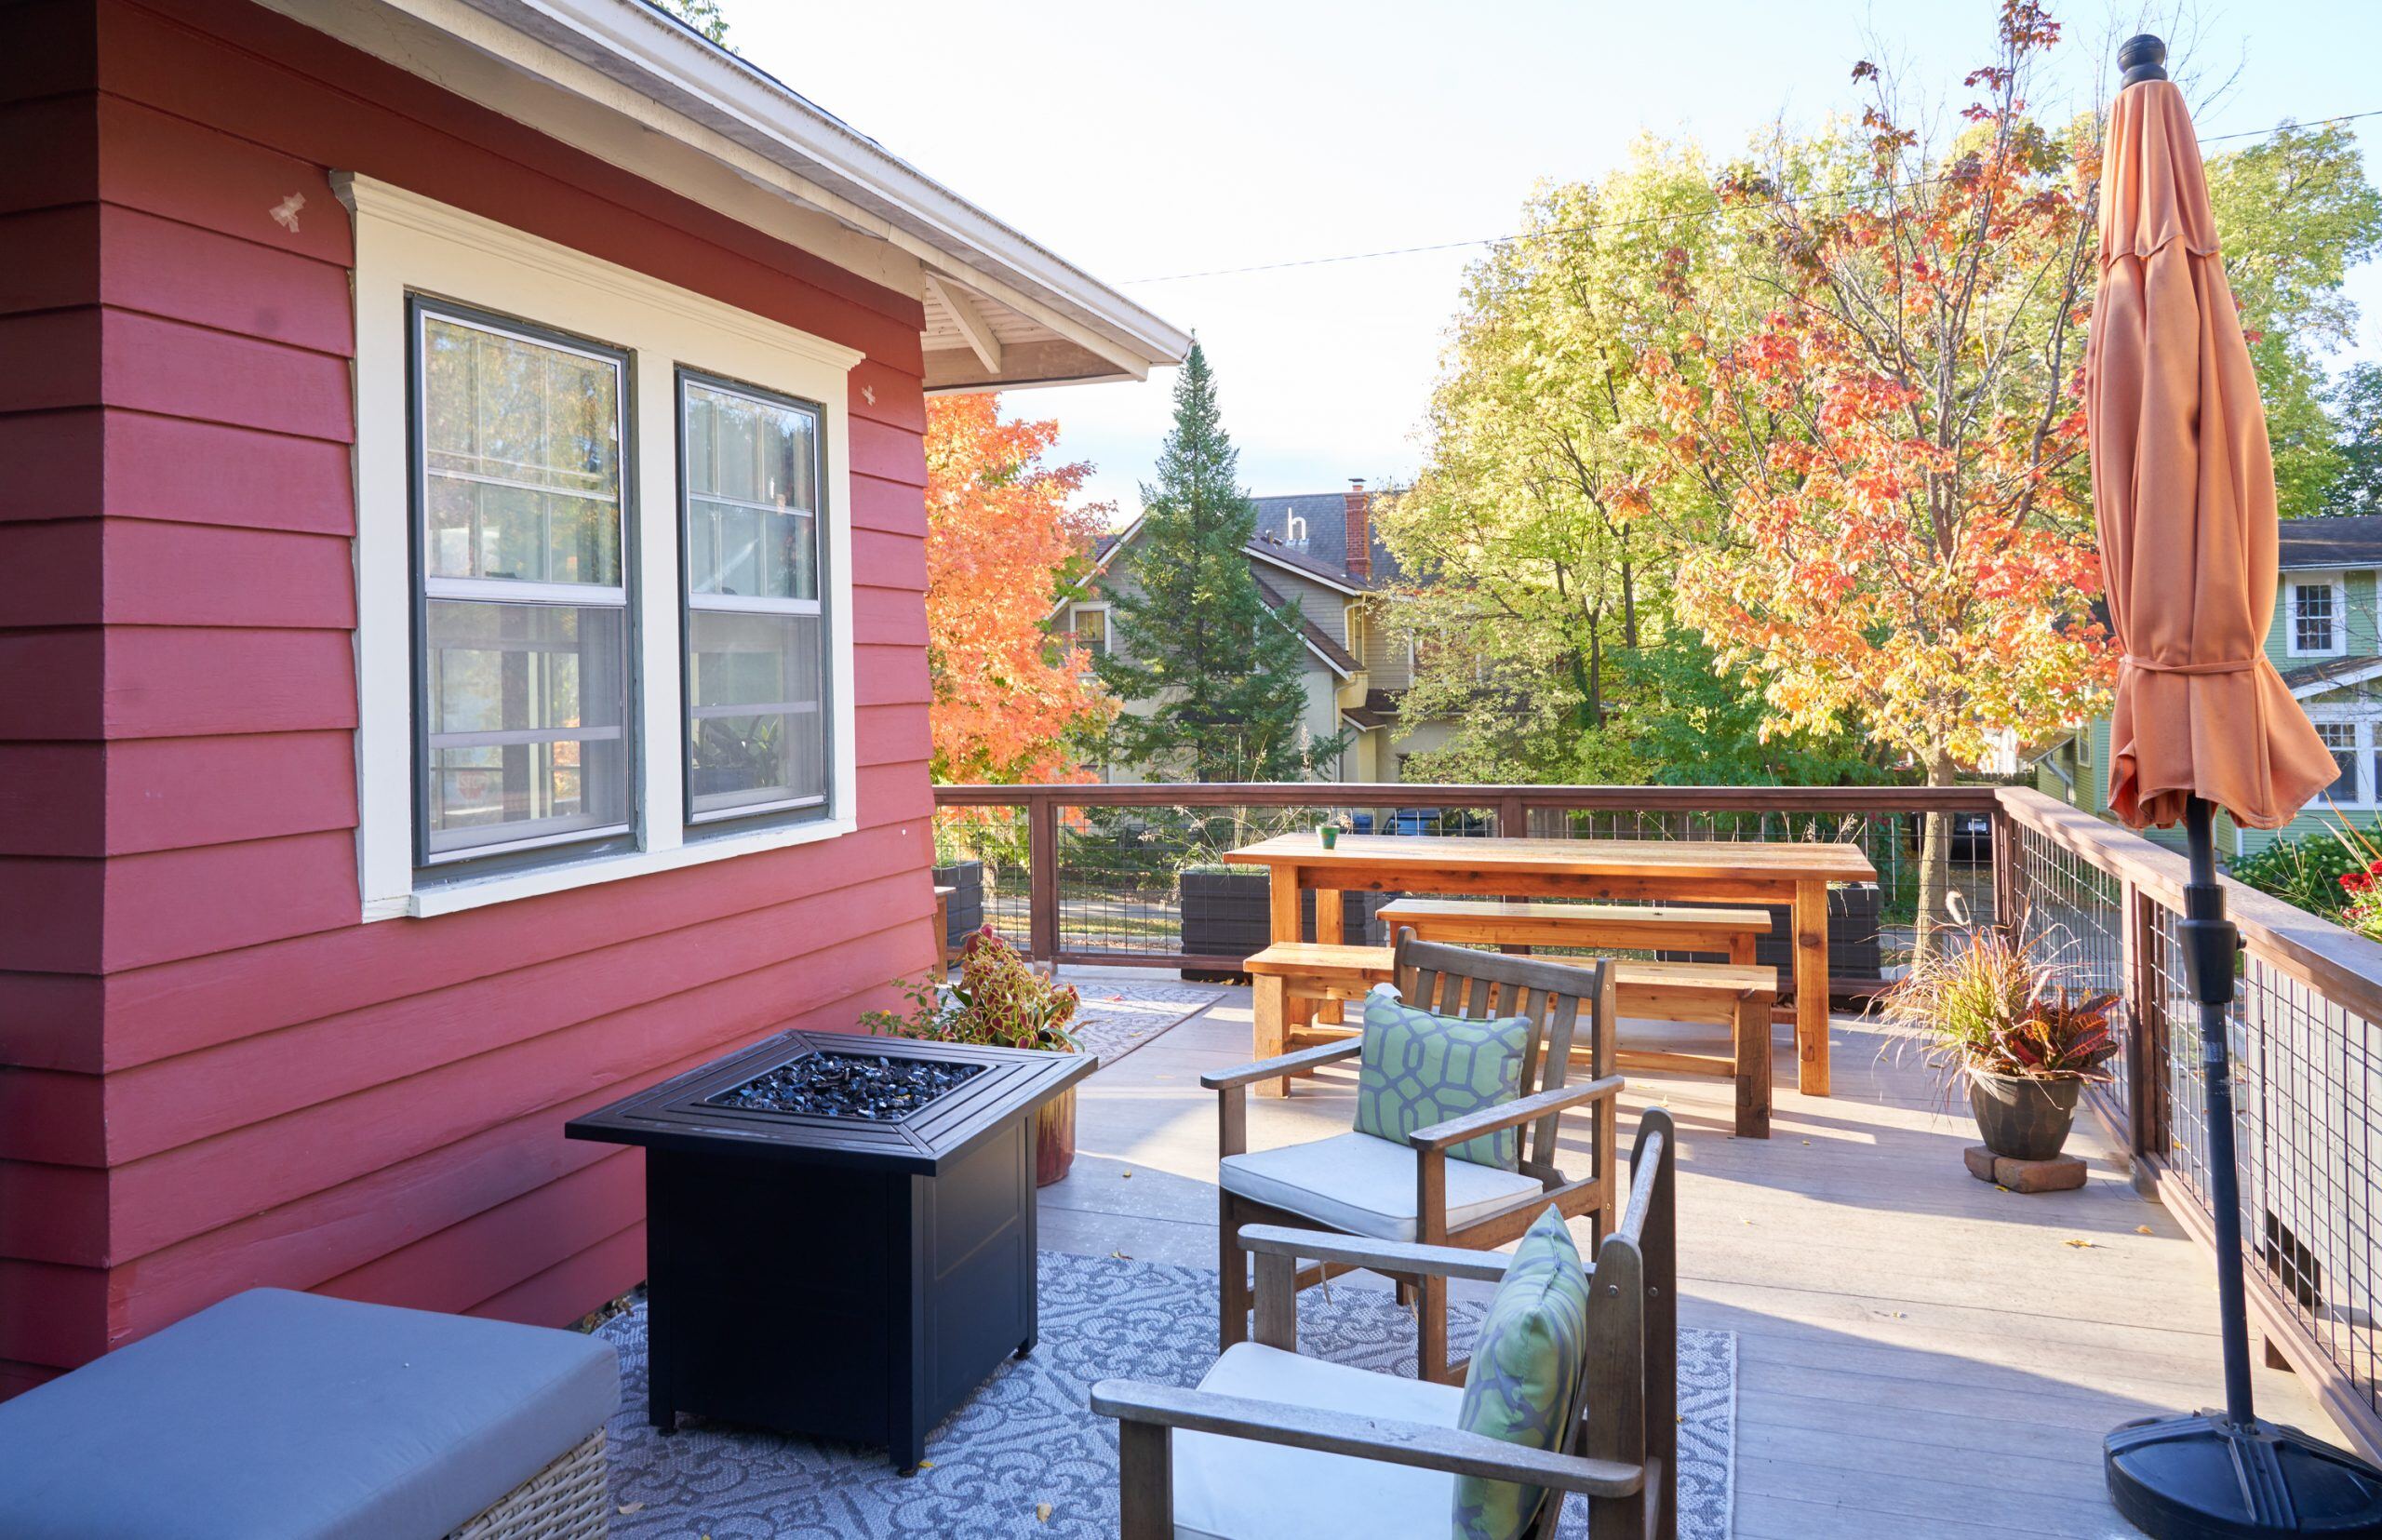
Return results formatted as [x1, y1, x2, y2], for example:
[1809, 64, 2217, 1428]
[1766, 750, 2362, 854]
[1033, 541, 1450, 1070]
[0, 1288, 619, 1540]
[1220, 1131, 1542, 1241]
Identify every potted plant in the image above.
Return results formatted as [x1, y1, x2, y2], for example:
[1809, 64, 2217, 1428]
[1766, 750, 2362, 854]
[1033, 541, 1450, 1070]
[863, 926, 1086, 1185]
[1880, 927, 2120, 1163]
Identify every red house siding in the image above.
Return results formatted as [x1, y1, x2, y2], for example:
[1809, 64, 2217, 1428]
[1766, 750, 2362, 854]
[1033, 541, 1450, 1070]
[0, 0, 939, 1397]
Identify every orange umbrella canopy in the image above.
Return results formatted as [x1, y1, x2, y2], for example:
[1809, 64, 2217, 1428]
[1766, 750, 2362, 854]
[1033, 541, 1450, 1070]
[2087, 76, 2337, 831]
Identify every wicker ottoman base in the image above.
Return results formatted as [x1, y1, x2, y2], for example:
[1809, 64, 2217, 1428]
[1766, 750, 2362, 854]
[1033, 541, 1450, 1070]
[448, 1428, 610, 1540]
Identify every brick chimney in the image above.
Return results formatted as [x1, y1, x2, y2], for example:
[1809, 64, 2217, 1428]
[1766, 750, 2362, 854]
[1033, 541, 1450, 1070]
[1343, 478, 1371, 582]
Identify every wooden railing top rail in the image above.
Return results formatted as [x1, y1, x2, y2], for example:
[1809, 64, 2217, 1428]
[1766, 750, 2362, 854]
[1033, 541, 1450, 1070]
[1996, 785, 2382, 1022]
[932, 782, 2007, 813]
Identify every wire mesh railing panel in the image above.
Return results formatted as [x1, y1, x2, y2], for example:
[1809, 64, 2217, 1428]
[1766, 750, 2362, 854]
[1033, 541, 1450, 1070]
[1053, 801, 1501, 958]
[931, 804, 1029, 949]
[2013, 823, 2131, 1131]
[1532, 804, 1993, 978]
[2148, 898, 2382, 1429]
[2241, 955, 2382, 1424]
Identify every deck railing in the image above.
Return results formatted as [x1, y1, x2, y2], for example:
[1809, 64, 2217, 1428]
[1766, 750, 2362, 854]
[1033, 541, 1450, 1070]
[932, 782, 2004, 980]
[1999, 785, 2382, 1461]
[932, 779, 2382, 1460]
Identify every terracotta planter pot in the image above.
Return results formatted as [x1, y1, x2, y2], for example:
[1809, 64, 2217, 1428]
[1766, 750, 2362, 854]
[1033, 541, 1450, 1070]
[1035, 1083, 1077, 1186]
[1967, 1067, 2081, 1162]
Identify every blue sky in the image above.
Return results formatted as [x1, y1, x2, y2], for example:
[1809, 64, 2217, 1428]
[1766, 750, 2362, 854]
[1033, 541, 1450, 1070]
[723, 0, 2382, 518]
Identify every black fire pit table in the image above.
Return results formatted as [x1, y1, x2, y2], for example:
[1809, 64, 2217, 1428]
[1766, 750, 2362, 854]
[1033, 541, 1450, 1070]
[567, 1028, 1096, 1471]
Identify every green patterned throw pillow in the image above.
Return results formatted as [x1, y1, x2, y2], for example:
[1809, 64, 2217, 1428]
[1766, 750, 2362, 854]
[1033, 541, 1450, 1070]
[1452, 1206, 1592, 1540]
[1354, 986, 1530, 1171]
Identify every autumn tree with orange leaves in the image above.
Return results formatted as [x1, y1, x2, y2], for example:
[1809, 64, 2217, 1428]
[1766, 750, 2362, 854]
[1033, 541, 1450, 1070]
[923, 395, 1113, 784]
[1651, 0, 2112, 951]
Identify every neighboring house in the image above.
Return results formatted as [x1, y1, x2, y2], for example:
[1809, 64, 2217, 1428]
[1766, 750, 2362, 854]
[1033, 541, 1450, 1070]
[1066, 481, 1449, 782]
[2035, 514, 2382, 858]
[0, 0, 1183, 1398]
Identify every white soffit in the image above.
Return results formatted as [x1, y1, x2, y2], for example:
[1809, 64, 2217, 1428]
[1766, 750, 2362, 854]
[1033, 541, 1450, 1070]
[258, 0, 1189, 391]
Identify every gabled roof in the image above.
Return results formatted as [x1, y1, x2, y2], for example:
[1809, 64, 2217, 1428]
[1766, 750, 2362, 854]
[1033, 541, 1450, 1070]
[1340, 689, 1404, 730]
[276, 0, 1188, 390]
[1060, 525, 1359, 678]
[1252, 575, 1358, 676]
[1083, 500, 1380, 600]
[2285, 654, 2382, 699]
[1249, 492, 1398, 588]
[2279, 515, 2382, 571]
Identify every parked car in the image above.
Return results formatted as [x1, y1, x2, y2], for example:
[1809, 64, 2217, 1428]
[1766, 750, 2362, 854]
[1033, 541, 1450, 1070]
[1348, 808, 1492, 837]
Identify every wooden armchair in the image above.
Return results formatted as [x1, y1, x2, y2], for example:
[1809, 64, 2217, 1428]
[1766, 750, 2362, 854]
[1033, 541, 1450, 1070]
[1093, 1109, 1679, 1540]
[1202, 932, 1621, 1383]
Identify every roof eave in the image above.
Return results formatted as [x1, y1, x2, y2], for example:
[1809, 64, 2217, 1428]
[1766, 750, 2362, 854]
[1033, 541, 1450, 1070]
[275, 0, 1188, 385]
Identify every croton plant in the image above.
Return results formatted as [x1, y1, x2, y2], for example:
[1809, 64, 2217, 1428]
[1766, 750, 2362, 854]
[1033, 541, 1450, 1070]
[1880, 927, 2121, 1084]
[862, 926, 1082, 1054]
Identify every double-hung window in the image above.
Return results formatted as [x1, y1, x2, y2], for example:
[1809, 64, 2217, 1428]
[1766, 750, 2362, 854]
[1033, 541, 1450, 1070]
[680, 374, 828, 824]
[2291, 576, 2347, 657]
[350, 175, 862, 919]
[412, 303, 635, 864]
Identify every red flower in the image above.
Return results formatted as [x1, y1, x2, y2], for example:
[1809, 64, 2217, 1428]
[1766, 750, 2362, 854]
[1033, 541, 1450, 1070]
[2365, 858, 2382, 875]
[2344, 871, 2375, 893]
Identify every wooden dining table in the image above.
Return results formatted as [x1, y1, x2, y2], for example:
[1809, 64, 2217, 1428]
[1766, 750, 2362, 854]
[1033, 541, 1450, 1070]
[1223, 832, 1879, 1095]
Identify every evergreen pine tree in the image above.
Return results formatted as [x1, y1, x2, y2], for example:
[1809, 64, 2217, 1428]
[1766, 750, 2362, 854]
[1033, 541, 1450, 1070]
[1095, 342, 1348, 782]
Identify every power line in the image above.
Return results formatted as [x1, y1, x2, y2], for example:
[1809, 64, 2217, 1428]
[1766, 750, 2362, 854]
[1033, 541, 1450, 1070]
[1119, 107, 2382, 286]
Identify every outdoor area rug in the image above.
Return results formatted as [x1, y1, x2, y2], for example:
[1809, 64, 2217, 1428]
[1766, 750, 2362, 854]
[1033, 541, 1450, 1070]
[599, 1250, 1735, 1538]
[1064, 981, 1223, 1066]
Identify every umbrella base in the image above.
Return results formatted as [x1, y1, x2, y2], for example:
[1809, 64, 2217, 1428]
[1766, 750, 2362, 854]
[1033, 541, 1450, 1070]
[2106, 1411, 2382, 1536]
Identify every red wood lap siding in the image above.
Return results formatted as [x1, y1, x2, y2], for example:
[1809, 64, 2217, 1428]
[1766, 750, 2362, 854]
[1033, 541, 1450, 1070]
[0, 0, 939, 1396]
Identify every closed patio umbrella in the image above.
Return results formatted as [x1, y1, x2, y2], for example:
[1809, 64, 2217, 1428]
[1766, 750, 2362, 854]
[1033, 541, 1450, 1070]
[2090, 34, 2382, 1537]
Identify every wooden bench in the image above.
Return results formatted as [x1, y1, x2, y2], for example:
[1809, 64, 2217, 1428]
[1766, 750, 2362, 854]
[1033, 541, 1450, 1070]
[932, 883, 958, 972]
[1244, 942, 1778, 1137]
[1375, 896, 1771, 963]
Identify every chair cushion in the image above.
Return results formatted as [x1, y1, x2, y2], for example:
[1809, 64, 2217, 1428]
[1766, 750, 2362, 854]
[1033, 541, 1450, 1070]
[1221, 1131, 1542, 1241]
[1175, 1341, 1465, 1540]
[0, 1288, 620, 1540]
[1452, 1208, 1592, 1540]
[1355, 986, 1531, 1170]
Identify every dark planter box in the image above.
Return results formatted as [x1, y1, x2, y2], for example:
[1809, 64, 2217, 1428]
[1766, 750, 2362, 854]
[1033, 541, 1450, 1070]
[931, 860, 984, 952]
[1658, 883, 1884, 995]
[1179, 869, 1393, 967]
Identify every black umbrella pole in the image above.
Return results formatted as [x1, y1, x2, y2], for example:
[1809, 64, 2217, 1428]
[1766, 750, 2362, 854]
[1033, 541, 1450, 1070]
[2105, 789, 2382, 1536]
[2180, 794, 2256, 1426]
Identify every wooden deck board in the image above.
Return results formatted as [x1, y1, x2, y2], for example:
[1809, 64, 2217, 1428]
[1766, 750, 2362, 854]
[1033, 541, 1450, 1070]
[1039, 970, 2337, 1537]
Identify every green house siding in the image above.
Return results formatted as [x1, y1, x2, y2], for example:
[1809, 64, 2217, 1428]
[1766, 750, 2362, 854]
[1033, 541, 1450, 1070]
[2268, 569, 2377, 667]
[2229, 800, 2382, 862]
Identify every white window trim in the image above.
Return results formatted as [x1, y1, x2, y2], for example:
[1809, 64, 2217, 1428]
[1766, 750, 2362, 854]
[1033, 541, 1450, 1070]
[2303, 705, 2375, 807]
[2286, 570, 2349, 659]
[1066, 600, 1111, 654]
[341, 173, 864, 920]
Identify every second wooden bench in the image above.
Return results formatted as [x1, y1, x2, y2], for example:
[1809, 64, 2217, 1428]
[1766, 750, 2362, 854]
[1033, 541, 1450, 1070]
[1245, 942, 1777, 1137]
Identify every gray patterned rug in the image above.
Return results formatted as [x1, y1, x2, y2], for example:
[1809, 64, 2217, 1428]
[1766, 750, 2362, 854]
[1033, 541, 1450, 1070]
[1066, 982, 1223, 1065]
[599, 1251, 1733, 1538]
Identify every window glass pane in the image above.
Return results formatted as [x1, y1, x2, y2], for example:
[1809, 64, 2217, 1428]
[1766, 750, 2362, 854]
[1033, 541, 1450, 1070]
[683, 381, 818, 601]
[420, 314, 622, 586]
[2296, 584, 2336, 651]
[1074, 607, 1107, 652]
[688, 610, 823, 816]
[2318, 721, 2358, 796]
[423, 599, 630, 854]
